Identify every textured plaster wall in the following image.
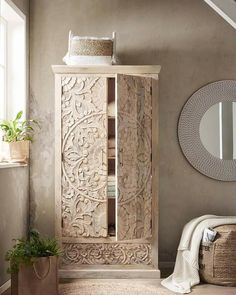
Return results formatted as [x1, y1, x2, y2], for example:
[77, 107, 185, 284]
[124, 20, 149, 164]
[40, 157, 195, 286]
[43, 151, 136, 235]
[29, 0, 236, 267]
[10, 0, 29, 15]
[0, 0, 29, 286]
[0, 168, 29, 286]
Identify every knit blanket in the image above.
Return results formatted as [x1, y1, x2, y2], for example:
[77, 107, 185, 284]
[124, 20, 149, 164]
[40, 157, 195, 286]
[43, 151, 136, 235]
[161, 215, 236, 293]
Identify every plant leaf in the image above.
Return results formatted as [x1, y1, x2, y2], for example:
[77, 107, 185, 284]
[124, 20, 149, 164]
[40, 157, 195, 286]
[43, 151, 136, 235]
[0, 111, 39, 142]
[15, 111, 23, 121]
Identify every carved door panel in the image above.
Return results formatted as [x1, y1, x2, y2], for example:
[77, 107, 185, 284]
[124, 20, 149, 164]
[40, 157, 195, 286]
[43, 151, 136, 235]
[116, 74, 152, 240]
[61, 76, 108, 238]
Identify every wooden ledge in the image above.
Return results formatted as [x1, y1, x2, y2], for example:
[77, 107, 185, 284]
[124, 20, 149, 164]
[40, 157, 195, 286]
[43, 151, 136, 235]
[52, 65, 161, 75]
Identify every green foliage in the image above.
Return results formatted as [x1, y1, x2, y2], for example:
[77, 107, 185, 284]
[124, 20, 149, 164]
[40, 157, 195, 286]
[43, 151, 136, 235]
[5, 229, 62, 274]
[0, 111, 39, 142]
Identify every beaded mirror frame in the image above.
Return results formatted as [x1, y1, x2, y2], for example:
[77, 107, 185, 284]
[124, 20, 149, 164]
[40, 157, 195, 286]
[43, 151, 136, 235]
[178, 80, 236, 181]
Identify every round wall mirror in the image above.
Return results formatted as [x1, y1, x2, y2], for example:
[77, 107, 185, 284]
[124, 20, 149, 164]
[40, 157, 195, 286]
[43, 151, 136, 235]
[200, 102, 236, 160]
[178, 80, 236, 181]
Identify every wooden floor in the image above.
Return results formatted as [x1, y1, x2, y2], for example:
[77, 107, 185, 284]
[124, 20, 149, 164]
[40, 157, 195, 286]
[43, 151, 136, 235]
[2, 279, 236, 295]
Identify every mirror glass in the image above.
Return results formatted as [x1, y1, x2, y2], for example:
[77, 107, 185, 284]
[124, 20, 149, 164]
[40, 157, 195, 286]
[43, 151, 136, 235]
[200, 102, 236, 160]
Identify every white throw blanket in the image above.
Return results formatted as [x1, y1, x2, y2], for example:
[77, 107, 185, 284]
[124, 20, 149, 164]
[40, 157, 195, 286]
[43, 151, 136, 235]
[161, 215, 236, 294]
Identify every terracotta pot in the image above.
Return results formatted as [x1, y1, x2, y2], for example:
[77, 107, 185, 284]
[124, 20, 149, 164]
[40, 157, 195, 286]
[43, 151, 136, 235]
[8, 140, 29, 163]
[11, 256, 58, 295]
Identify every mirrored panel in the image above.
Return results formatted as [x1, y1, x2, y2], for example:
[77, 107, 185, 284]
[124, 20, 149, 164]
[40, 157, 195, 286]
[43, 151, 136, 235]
[200, 102, 236, 160]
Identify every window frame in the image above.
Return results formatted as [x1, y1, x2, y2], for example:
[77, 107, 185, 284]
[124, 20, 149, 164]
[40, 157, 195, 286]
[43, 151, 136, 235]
[0, 15, 8, 120]
[0, 0, 27, 121]
[0, 0, 27, 167]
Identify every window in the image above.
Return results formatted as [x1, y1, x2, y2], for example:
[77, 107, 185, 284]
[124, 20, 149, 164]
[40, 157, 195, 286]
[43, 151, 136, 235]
[0, 0, 26, 121]
[0, 16, 7, 120]
[0, 0, 26, 160]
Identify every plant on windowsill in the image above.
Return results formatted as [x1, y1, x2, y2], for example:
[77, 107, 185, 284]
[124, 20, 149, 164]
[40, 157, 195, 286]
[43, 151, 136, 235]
[6, 229, 62, 295]
[0, 111, 39, 163]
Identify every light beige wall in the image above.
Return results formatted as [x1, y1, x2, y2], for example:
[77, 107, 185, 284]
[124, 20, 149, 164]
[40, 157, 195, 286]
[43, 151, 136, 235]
[29, 0, 236, 268]
[0, 168, 29, 286]
[10, 0, 29, 15]
[0, 0, 29, 287]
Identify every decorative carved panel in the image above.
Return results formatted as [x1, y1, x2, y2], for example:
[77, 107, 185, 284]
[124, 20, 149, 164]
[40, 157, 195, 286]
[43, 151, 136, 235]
[61, 76, 108, 238]
[117, 75, 152, 240]
[62, 243, 151, 265]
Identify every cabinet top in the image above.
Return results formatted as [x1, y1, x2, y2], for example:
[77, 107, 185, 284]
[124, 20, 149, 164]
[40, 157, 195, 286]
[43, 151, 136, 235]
[52, 65, 161, 75]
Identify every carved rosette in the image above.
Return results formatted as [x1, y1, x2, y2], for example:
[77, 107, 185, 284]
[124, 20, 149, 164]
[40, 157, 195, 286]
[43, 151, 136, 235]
[117, 75, 152, 240]
[61, 76, 108, 238]
[62, 243, 152, 265]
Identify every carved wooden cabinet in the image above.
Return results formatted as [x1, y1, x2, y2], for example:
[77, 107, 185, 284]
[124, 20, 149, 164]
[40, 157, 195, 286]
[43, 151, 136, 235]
[52, 65, 161, 278]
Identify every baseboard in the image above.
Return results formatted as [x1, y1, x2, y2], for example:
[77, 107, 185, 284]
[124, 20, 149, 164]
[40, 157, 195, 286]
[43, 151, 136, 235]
[0, 279, 11, 294]
[59, 266, 161, 279]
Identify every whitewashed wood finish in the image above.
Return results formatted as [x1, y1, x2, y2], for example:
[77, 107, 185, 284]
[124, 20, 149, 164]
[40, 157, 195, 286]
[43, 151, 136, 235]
[151, 77, 159, 270]
[52, 65, 161, 75]
[116, 75, 152, 241]
[61, 237, 151, 244]
[62, 243, 151, 265]
[61, 76, 108, 238]
[55, 74, 63, 244]
[54, 66, 160, 278]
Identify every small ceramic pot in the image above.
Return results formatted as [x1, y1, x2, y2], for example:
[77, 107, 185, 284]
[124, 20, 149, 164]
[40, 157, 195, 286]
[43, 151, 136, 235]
[8, 140, 30, 163]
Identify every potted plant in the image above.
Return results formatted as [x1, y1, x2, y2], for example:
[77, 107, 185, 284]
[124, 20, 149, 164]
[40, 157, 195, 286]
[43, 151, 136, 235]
[0, 111, 38, 163]
[6, 229, 62, 295]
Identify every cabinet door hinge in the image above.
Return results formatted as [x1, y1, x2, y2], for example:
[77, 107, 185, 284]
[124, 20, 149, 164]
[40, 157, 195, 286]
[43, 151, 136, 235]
[150, 86, 153, 96]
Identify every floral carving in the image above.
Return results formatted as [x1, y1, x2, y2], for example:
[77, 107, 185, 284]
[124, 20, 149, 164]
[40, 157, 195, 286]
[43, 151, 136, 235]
[61, 76, 107, 238]
[62, 243, 152, 265]
[117, 75, 152, 240]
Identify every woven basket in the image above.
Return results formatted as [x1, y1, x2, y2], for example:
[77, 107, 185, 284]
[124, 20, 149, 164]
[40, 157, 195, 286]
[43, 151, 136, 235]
[199, 224, 236, 286]
[70, 38, 113, 56]
[63, 31, 118, 65]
